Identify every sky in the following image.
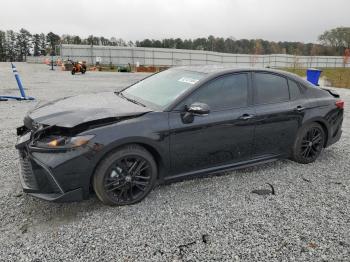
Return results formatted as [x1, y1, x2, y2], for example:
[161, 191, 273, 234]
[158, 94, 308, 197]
[1, 0, 349, 43]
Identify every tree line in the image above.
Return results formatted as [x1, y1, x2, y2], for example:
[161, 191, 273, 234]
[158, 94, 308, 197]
[0, 27, 349, 62]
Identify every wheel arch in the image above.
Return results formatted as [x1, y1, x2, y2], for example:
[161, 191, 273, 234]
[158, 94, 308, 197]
[88, 139, 167, 193]
[315, 120, 329, 147]
[302, 117, 329, 147]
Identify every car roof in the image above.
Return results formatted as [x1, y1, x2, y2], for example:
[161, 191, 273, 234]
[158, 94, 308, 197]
[174, 65, 300, 78]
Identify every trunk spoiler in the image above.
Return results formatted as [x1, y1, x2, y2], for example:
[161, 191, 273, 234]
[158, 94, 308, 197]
[321, 88, 340, 98]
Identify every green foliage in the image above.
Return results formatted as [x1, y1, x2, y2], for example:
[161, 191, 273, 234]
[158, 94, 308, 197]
[0, 27, 348, 62]
[39, 33, 47, 56]
[135, 37, 331, 56]
[5, 30, 19, 61]
[0, 30, 5, 62]
[282, 68, 350, 88]
[319, 27, 350, 55]
[32, 34, 41, 56]
[17, 28, 32, 61]
[46, 32, 60, 54]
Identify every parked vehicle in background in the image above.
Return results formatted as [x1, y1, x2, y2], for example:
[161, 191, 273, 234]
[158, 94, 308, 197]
[68, 59, 86, 75]
[15, 66, 344, 206]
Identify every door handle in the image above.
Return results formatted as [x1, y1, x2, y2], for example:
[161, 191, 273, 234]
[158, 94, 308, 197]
[295, 106, 305, 112]
[239, 114, 254, 120]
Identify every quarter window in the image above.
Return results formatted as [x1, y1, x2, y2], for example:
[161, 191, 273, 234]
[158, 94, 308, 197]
[288, 79, 302, 100]
[254, 73, 289, 104]
[182, 74, 248, 111]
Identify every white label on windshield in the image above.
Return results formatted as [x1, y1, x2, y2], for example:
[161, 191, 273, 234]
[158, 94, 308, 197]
[178, 77, 199, 85]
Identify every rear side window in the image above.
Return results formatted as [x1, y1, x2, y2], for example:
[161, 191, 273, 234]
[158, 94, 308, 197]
[254, 73, 289, 104]
[288, 79, 302, 100]
[182, 73, 248, 111]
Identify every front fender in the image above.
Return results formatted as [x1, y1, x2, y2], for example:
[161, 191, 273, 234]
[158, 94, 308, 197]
[82, 112, 170, 186]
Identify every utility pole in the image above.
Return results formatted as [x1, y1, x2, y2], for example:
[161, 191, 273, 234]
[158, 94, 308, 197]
[50, 50, 55, 70]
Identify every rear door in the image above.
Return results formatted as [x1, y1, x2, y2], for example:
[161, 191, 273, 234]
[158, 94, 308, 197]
[252, 72, 304, 157]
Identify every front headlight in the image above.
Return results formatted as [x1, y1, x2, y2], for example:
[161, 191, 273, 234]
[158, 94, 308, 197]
[35, 135, 95, 149]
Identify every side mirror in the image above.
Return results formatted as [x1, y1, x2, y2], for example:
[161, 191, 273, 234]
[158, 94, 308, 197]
[187, 102, 210, 115]
[182, 102, 210, 124]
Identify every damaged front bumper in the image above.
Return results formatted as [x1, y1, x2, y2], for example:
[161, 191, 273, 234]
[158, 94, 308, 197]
[16, 130, 94, 202]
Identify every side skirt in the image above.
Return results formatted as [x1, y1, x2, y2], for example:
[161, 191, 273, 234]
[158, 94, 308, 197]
[163, 154, 283, 184]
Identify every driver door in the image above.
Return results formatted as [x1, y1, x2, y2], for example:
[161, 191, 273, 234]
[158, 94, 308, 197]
[168, 73, 255, 176]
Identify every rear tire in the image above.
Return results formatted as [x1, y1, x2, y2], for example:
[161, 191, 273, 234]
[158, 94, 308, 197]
[93, 145, 157, 206]
[291, 123, 325, 164]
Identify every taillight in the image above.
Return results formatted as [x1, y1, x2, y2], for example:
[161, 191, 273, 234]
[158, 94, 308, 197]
[335, 100, 344, 109]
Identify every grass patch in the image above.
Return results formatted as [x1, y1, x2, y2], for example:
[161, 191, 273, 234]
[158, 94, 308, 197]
[281, 68, 350, 88]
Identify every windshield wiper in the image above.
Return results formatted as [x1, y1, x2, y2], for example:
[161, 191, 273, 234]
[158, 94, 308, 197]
[115, 91, 146, 107]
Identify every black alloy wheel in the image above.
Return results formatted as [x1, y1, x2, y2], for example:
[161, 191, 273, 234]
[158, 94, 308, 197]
[301, 127, 323, 159]
[292, 123, 325, 164]
[93, 145, 157, 206]
[104, 156, 152, 202]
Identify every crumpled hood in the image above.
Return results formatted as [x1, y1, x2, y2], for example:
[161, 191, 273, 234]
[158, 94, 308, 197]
[27, 92, 152, 128]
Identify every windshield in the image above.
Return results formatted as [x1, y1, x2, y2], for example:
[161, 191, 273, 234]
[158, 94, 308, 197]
[121, 69, 206, 110]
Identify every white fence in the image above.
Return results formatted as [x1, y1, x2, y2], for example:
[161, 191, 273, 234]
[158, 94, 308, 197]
[27, 44, 350, 68]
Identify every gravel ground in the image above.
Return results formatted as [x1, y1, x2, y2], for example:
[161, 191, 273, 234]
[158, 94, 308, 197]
[0, 63, 349, 262]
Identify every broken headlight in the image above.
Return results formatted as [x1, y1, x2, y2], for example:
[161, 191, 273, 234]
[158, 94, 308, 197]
[35, 135, 95, 149]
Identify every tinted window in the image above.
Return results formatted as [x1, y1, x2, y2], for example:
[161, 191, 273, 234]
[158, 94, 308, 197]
[182, 74, 248, 111]
[254, 73, 289, 104]
[288, 79, 302, 100]
[122, 69, 206, 109]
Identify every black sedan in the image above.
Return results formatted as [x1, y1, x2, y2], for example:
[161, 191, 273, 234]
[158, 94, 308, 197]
[16, 66, 344, 205]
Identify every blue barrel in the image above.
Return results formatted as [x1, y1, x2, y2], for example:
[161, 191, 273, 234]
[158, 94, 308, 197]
[306, 68, 322, 86]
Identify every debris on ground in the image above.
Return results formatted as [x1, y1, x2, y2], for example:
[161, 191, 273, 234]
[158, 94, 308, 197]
[251, 183, 275, 195]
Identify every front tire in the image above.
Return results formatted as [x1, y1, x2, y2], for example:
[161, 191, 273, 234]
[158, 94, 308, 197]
[291, 123, 325, 164]
[93, 145, 157, 206]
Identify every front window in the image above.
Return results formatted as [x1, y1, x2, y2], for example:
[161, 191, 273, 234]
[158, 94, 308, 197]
[180, 73, 249, 111]
[121, 69, 206, 109]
